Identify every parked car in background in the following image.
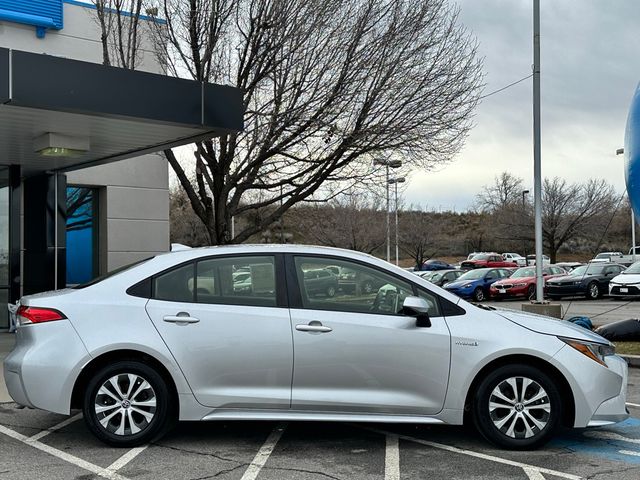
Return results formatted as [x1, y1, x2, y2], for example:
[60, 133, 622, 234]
[303, 268, 339, 297]
[420, 259, 454, 271]
[338, 267, 385, 294]
[460, 253, 517, 270]
[4, 245, 628, 449]
[502, 253, 527, 266]
[591, 252, 624, 263]
[526, 254, 550, 266]
[490, 265, 567, 300]
[444, 267, 512, 301]
[608, 248, 640, 267]
[417, 269, 465, 287]
[609, 261, 640, 297]
[546, 263, 625, 299]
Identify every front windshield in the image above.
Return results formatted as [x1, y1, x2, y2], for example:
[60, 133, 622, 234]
[430, 273, 443, 282]
[458, 269, 486, 280]
[571, 264, 605, 276]
[511, 267, 535, 278]
[471, 254, 489, 261]
[624, 262, 640, 274]
[595, 253, 611, 259]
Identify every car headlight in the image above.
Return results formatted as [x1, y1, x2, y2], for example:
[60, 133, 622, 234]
[462, 282, 474, 288]
[559, 337, 615, 367]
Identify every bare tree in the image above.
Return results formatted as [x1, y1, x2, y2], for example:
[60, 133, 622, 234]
[92, 1, 145, 68]
[399, 209, 441, 269]
[169, 186, 211, 246]
[475, 172, 524, 213]
[541, 177, 618, 263]
[137, 0, 482, 245]
[291, 193, 386, 253]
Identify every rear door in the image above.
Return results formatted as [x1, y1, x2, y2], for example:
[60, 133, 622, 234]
[287, 255, 451, 415]
[145, 254, 293, 409]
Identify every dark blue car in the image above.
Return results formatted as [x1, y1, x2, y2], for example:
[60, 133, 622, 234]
[420, 259, 454, 271]
[443, 267, 512, 302]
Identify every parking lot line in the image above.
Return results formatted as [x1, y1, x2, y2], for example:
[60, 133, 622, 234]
[385, 434, 400, 480]
[26, 412, 83, 442]
[362, 426, 582, 480]
[619, 450, 640, 457]
[240, 422, 287, 480]
[627, 402, 640, 408]
[523, 466, 546, 479]
[0, 423, 130, 480]
[106, 445, 149, 473]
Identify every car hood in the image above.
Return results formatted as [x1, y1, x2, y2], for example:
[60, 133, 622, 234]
[493, 276, 534, 285]
[611, 273, 640, 285]
[495, 309, 610, 344]
[444, 279, 478, 288]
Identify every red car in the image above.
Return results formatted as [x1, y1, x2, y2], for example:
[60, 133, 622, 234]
[460, 253, 517, 269]
[489, 265, 567, 299]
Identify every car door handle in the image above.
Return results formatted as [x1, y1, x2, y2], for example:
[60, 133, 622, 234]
[163, 315, 200, 324]
[295, 323, 332, 333]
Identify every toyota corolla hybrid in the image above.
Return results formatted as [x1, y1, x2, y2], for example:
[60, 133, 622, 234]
[4, 246, 628, 450]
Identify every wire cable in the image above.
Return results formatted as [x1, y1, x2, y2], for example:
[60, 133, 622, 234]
[479, 74, 533, 100]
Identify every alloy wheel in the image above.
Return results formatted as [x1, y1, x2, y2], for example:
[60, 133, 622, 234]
[488, 376, 550, 439]
[588, 283, 599, 299]
[94, 373, 157, 436]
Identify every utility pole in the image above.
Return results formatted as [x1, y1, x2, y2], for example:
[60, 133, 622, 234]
[388, 177, 406, 265]
[374, 158, 402, 262]
[533, 0, 543, 302]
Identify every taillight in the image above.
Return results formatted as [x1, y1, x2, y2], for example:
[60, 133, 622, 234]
[16, 306, 66, 325]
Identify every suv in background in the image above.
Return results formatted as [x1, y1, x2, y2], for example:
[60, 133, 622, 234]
[502, 252, 527, 266]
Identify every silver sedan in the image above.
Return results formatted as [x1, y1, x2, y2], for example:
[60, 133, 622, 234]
[4, 245, 628, 449]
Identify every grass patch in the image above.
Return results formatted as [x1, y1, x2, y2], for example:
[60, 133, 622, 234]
[614, 341, 640, 356]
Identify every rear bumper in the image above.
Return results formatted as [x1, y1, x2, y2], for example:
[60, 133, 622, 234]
[4, 320, 91, 414]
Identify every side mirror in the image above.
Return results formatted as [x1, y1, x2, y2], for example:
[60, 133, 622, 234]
[402, 296, 431, 328]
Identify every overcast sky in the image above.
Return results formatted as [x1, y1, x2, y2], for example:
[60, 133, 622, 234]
[403, 0, 640, 212]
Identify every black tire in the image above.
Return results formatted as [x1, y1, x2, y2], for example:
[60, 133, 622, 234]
[326, 285, 336, 297]
[586, 282, 600, 300]
[473, 287, 485, 302]
[527, 285, 536, 300]
[83, 360, 173, 447]
[472, 364, 562, 450]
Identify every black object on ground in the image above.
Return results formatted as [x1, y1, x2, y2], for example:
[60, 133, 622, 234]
[595, 318, 640, 341]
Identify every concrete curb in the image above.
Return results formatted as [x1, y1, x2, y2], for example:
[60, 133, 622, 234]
[620, 354, 640, 368]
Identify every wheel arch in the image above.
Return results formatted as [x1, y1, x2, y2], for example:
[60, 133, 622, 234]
[463, 354, 575, 428]
[71, 349, 179, 416]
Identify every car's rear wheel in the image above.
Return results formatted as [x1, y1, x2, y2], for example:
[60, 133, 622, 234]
[586, 282, 600, 300]
[473, 287, 485, 302]
[83, 361, 172, 447]
[473, 364, 562, 450]
[527, 285, 536, 300]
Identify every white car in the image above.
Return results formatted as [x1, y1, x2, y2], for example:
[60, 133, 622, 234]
[609, 261, 640, 297]
[4, 245, 628, 450]
[502, 253, 527, 266]
[526, 254, 550, 266]
[591, 252, 624, 264]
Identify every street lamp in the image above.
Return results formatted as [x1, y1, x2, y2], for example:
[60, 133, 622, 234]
[617, 148, 636, 262]
[388, 177, 406, 265]
[521, 189, 530, 263]
[374, 158, 402, 262]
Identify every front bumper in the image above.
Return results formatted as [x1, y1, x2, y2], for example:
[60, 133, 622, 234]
[443, 286, 475, 298]
[609, 284, 640, 297]
[546, 283, 586, 297]
[490, 285, 528, 298]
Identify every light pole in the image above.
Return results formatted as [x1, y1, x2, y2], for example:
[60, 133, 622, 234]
[532, 0, 543, 302]
[374, 158, 402, 262]
[617, 148, 636, 262]
[521, 189, 530, 263]
[388, 177, 406, 265]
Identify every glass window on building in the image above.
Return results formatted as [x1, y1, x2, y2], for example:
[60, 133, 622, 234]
[66, 187, 98, 286]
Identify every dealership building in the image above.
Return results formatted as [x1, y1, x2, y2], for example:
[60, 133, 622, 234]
[0, 0, 243, 328]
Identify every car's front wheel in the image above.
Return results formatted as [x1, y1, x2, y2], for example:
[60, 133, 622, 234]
[473, 364, 562, 449]
[586, 282, 600, 300]
[83, 361, 172, 447]
[473, 287, 485, 302]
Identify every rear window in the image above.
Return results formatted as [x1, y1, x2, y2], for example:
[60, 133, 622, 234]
[73, 256, 153, 289]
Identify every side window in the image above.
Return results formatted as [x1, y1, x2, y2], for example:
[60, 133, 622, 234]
[293, 256, 414, 315]
[196, 256, 276, 307]
[416, 288, 442, 317]
[154, 263, 195, 303]
[485, 270, 497, 280]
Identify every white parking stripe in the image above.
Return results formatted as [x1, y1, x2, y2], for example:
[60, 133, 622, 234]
[619, 450, 640, 457]
[385, 434, 400, 480]
[523, 466, 546, 479]
[583, 430, 640, 445]
[0, 423, 130, 480]
[107, 446, 148, 472]
[626, 402, 640, 408]
[362, 427, 581, 480]
[240, 422, 287, 480]
[27, 412, 83, 442]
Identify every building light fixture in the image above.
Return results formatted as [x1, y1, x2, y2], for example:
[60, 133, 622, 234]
[34, 133, 89, 157]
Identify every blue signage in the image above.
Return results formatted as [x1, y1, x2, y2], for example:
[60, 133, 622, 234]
[0, 0, 63, 38]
